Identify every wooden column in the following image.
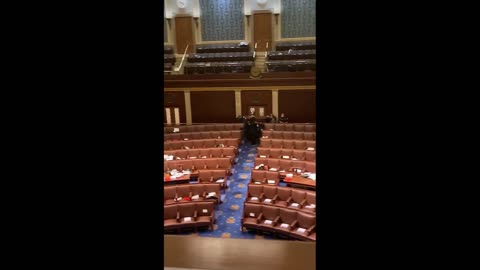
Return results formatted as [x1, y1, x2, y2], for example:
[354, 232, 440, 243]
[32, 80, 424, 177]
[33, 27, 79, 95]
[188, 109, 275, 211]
[272, 89, 279, 117]
[184, 90, 192, 124]
[235, 90, 242, 117]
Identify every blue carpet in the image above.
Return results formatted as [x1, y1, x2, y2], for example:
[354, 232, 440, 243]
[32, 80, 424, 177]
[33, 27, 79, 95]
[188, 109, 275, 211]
[174, 142, 283, 240]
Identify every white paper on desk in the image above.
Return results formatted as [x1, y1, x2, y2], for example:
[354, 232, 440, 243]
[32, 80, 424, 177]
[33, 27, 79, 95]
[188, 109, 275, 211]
[269, 168, 277, 171]
[255, 164, 264, 169]
[184, 146, 189, 149]
[208, 192, 216, 196]
[216, 179, 224, 183]
[260, 155, 267, 158]
[286, 173, 293, 178]
[184, 138, 189, 140]
[297, 228, 306, 233]
[184, 217, 192, 222]
[279, 170, 285, 173]
[202, 209, 208, 213]
[264, 220, 272, 225]
[267, 180, 275, 184]
[173, 128, 179, 132]
[254, 182, 262, 184]
[308, 174, 316, 181]
[280, 223, 289, 229]
[282, 156, 289, 159]
[182, 170, 191, 174]
[190, 156, 197, 159]
[305, 204, 316, 209]
[264, 198, 272, 203]
[192, 195, 199, 200]
[202, 156, 207, 158]
[291, 203, 299, 207]
[249, 213, 255, 217]
[251, 197, 258, 201]
[306, 147, 314, 151]
[292, 158, 298, 160]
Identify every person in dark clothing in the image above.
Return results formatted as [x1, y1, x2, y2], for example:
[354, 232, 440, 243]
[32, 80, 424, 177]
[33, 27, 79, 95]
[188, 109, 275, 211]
[265, 114, 273, 123]
[279, 113, 289, 123]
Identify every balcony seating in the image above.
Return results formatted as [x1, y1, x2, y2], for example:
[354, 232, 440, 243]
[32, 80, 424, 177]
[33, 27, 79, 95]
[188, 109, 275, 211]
[267, 50, 316, 60]
[163, 201, 216, 233]
[275, 41, 316, 51]
[184, 61, 253, 75]
[196, 43, 250, 53]
[187, 52, 254, 63]
[266, 59, 316, 72]
[164, 183, 221, 205]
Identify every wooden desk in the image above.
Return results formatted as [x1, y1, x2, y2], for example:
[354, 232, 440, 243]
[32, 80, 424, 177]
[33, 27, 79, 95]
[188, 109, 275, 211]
[164, 235, 316, 270]
[284, 175, 316, 190]
[164, 173, 191, 184]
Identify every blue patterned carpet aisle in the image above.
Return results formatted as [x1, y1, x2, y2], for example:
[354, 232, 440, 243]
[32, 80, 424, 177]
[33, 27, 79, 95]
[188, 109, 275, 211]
[175, 142, 278, 240]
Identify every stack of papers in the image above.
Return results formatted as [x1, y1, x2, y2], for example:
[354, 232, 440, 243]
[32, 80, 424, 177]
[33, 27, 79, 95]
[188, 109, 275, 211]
[173, 173, 184, 178]
[216, 179, 225, 183]
[269, 168, 278, 171]
[279, 170, 285, 173]
[290, 203, 299, 208]
[264, 220, 272, 225]
[297, 228, 306, 233]
[286, 173, 293, 178]
[254, 181, 262, 184]
[191, 195, 200, 200]
[251, 197, 258, 201]
[259, 155, 267, 158]
[184, 217, 192, 222]
[249, 213, 255, 217]
[280, 223, 289, 229]
[202, 209, 208, 213]
[173, 128, 180, 133]
[264, 198, 272, 203]
[267, 180, 275, 184]
[307, 174, 316, 181]
[184, 138, 189, 140]
[306, 147, 314, 151]
[255, 164, 264, 169]
[305, 204, 316, 209]
[292, 158, 298, 160]
[282, 156, 290, 159]
[190, 156, 197, 159]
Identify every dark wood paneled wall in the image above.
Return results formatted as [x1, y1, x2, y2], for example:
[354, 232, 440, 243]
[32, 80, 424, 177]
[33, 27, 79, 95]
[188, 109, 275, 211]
[253, 11, 273, 51]
[174, 16, 195, 54]
[278, 90, 316, 123]
[191, 91, 236, 123]
[241, 90, 272, 116]
[164, 91, 186, 124]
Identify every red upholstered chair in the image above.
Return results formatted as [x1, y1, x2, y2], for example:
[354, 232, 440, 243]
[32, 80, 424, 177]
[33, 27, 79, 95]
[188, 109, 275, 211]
[293, 124, 305, 132]
[164, 205, 181, 232]
[225, 138, 239, 147]
[267, 159, 280, 172]
[304, 125, 315, 132]
[283, 131, 293, 140]
[204, 159, 217, 169]
[265, 171, 280, 185]
[221, 147, 235, 158]
[174, 149, 187, 159]
[178, 160, 193, 171]
[213, 124, 224, 131]
[254, 158, 268, 170]
[187, 149, 200, 159]
[192, 140, 204, 149]
[259, 139, 271, 148]
[257, 147, 269, 158]
[269, 148, 281, 159]
[274, 208, 298, 237]
[224, 124, 234, 131]
[292, 150, 305, 161]
[303, 192, 316, 213]
[294, 140, 306, 150]
[271, 139, 283, 149]
[182, 126, 193, 132]
[176, 185, 192, 201]
[291, 160, 306, 173]
[264, 123, 274, 130]
[305, 162, 316, 174]
[241, 203, 263, 231]
[282, 140, 294, 149]
[211, 169, 227, 188]
[275, 124, 285, 131]
[191, 132, 202, 140]
[199, 148, 211, 159]
[289, 189, 307, 209]
[304, 132, 316, 141]
[204, 139, 216, 148]
[280, 149, 293, 159]
[290, 212, 316, 241]
[305, 141, 316, 150]
[209, 148, 221, 158]
[164, 186, 177, 204]
[261, 185, 277, 204]
[279, 159, 293, 173]
[275, 187, 292, 207]
[177, 203, 197, 232]
[272, 131, 283, 140]
[198, 170, 213, 184]
[182, 140, 194, 149]
[257, 205, 280, 233]
[231, 130, 241, 138]
[219, 131, 231, 138]
[192, 159, 206, 170]
[195, 202, 215, 230]
[247, 184, 264, 202]
[292, 132, 303, 140]
[190, 184, 207, 201]
[204, 183, 221, 204]
[251, 170, 267, 185]
[262, 130, 273, 138]
[305, 151, 316, 162]
[284, 124, 294, 131]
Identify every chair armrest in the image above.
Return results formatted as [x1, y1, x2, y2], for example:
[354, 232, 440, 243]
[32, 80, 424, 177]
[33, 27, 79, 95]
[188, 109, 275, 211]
[194, 210, 198, 220]
[216, 164, 220, 169]
[256, 213, 263, 224]
[204, 165, 207, 169]
[273, 216, 280, 226]
[260, 193, 265, 200]
[286, 197, 292, 203]
[272, 194, 278, 202]
[290, 220, 298, 229]
[307, 224, 316, 235]
[189, 192, 193, 198]
[202, 191, 206, 197]
[210, 176, 213, 182]
[176, 212, 180, 222]
[300, 199, 307, 207]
